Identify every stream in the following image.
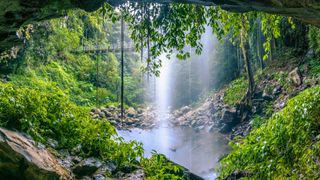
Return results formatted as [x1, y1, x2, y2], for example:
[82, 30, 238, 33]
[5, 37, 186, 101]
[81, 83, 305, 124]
[118, 126, 230, 179]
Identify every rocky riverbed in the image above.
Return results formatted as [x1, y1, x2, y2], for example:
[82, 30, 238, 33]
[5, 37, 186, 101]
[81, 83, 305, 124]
[90, 93, 241, 135]
[90, 105, 159, 129]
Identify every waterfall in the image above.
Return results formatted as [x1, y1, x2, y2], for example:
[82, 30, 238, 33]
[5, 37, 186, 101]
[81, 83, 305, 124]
[118, 25, 229, 180]
[154, 53, 173, 154]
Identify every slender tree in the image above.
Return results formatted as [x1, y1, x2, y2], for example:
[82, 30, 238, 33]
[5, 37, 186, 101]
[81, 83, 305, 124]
[120, 14, 125, 118]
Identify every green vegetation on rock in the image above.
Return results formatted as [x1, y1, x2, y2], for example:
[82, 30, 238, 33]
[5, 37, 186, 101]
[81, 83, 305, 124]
[223, 77, 248, 106]
[219, 86, 320, 179]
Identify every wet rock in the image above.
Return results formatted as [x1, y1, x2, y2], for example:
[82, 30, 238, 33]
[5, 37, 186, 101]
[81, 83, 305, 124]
[272, 85, 282, 95]
[180, 106, 191, 113]
[127, 107, 137, 117]
[222, 170, 251, 180]
[119, 169, 145, 180]
[208, 124, 215, 133]
[72, 157, 103, 176]
[220, 108, 236, 123]
[191, 119, 197, 126]
[93, 174, 105, 180]
[195, 125, 205, 132]
[0, 128, 72, 179]
[92, 161, 117, 180]
[219, 108, 238, 133]
[288, 67, 302, 86]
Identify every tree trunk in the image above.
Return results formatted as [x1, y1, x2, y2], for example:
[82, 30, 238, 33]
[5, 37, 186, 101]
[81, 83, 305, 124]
[256, 21, 264, 71]
[240, 20, 255, 107]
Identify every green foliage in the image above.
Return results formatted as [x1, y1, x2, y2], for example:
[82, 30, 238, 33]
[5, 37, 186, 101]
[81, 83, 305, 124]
[223, 77, 248, 106]
[4, 9, 145, 107]
[0, 82, 143, 168]
[219, 86, 320, 179]
[141, 152, 185, 180]
[308, 26, 320, 55]
[307, 58, 320, 77]
[273, 71, 288, 86]
[249, 115, 266, 129]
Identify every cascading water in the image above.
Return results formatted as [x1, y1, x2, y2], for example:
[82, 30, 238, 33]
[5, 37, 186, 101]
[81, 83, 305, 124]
[154, 53, 172, 154]
[119, 26, 230, 180]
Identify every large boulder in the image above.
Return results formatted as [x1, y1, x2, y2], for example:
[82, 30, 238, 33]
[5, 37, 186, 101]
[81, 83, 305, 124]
[0, 128, 72, 179]
[219, 108, 239, 133]
[288, 67, 302, 86]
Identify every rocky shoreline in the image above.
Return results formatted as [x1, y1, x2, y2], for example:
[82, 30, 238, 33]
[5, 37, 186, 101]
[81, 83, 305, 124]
[91, 92, 242, 137]
[0, 127, 202, 180]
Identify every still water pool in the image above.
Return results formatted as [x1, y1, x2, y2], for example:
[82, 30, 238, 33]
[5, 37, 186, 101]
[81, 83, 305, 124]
[118, 126, 230, 179]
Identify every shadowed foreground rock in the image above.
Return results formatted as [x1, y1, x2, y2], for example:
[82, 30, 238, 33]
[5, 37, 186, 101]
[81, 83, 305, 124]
[0, 128, 72, 180]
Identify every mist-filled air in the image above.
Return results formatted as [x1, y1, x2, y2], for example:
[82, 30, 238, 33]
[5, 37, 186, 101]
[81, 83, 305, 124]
[1, 1, 320, 180]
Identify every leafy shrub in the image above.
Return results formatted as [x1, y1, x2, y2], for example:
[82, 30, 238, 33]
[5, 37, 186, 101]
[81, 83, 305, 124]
[0, 82, 143, 168]
[223, 77, 248, 106]
[219, 86, 320, 179]
[141, 152, 185, 180]
[307, 58, 320, 77]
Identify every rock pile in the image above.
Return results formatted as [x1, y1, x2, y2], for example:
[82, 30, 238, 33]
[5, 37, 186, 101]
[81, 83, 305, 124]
[170, 92, 240, 134]
[91, 106, 158, 129]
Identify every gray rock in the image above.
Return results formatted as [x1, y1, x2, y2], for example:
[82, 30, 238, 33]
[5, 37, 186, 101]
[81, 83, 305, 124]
[272, 85, 282, 95]
[119, 169, 145, 180]
[219, 108, 238, 133]
[93, 174, 105, 180]
[73, 157, 103, 176]
[220, 108, 236, 124]
[47, 138, 58, 148]
[208, 124, 215, 133]
[93, 108, 102, 115]
[180, 106, 191, 113]
[71, 144, 82, 155]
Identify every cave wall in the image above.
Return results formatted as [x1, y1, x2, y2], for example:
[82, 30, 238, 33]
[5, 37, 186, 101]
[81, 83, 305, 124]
[1, 0, 320, 54]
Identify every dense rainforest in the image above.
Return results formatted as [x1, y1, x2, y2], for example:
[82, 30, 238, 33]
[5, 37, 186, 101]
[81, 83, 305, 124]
[0, 1, 320, 180]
